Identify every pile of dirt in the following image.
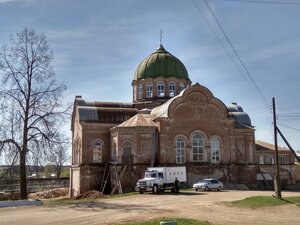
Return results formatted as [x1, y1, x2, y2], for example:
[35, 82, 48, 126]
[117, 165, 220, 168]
[73, 190, 105, 200]
[28, 187, 69, 199]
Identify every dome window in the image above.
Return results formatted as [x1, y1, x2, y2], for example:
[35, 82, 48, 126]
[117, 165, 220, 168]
[146, 83, 153, 98]
[138, 84, 143, 99]
[179, 83, 185, 93]
[157, 82, 164, 97]
[169, 82, 176, 97]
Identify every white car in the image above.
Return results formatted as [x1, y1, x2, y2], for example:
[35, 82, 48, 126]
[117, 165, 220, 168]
[193, 178, 223, 191]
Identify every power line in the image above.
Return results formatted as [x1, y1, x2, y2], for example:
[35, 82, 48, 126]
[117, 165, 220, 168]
[201, 0, 270, 110]
[277, 113, 300, 119]
[225, 0, 300, 5]
[191, 0, 247, 78]
[277, 123, 300, 132]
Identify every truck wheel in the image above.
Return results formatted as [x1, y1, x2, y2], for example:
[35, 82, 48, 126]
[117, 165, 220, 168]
[152, 185, 159, 194]
[139, 191, 144, 194]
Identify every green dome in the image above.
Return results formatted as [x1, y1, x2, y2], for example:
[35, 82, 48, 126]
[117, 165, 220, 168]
[133, 45, 189, 81]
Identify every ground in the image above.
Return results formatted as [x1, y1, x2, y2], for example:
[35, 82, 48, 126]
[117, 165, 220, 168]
[0, 190, 299, 225]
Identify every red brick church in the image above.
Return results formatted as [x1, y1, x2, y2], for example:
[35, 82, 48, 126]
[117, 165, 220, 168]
[70, 44, 296, 196]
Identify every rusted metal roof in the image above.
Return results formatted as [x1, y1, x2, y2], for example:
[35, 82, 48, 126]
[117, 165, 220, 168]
[78, 106, 138, 123]
[116, 113, 157, 127]
[256, 140, 288, 152]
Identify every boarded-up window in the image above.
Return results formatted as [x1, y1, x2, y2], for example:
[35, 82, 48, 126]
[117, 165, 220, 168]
[122, 141, 132, 156]
[93, 139, 103, 163]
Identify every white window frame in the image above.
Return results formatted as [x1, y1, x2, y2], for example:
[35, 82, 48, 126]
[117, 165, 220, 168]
[157, 82, 164, 97]
[211, 138, 220, 163]
[138, 84, 143, 99]
[176, 138, 185, 164]
[169, 82, 176, 97]
[146, 83, 153, 98]
[192, 134, 204, 162]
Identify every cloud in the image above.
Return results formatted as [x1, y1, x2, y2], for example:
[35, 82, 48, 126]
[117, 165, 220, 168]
[0, 0, 16, 3]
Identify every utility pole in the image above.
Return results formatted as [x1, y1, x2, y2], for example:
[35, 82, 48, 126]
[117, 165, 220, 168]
[272, 97, 281, 199]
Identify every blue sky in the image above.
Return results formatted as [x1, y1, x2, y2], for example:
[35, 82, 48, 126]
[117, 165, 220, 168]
[0, 0, 300, 150]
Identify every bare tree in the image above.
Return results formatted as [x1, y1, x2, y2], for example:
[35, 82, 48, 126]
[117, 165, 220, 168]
[0, 28, 69, 199]
[46, 140, 70, 178]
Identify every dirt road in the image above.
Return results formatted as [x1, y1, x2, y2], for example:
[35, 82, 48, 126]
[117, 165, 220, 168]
[0, 190, 299, 225]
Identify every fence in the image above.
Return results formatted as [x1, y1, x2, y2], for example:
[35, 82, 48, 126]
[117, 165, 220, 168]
[0, 177, 69, 193]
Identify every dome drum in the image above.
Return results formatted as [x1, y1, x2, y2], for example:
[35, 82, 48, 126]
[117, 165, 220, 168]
[132, 45, 190, 104]
[132, 77, 190, 103]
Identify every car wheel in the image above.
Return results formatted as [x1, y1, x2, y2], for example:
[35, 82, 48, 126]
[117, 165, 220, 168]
[152, 185, 159, 194]
[204, 186, 209, 191]
[217, 186, 222, 191]
[195, 188, 198, 191]
[139, 191, 144, 194]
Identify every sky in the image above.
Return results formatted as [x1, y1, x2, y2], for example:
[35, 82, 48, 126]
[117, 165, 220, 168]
[0, 0, 300, 151]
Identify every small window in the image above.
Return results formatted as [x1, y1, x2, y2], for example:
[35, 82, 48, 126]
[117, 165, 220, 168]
[122, 141, 132, 156]
[146, 83, 153, 98]
[259, 155, 264, 164]
[179, 83, 185, 93]
[280, 155, 289, 164]
[169, 82, 176, 97]
[138, 84, 143, 99]
[157, 82, 164, 97]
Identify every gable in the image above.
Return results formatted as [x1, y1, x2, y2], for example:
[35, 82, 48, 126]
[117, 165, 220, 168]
[152, 83, 228, 122]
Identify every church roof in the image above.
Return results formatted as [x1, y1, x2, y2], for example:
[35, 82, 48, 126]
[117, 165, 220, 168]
[151, 91, 183, 117]
[133, 45, 189, 81]
[74, 97, 138, 124]
[228, 102, 253, 129]
[78, 106, 137, 123]
[116, 113, 157, 128]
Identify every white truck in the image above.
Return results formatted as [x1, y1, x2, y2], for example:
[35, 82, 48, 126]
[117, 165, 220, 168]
[135, 166, 187, 194]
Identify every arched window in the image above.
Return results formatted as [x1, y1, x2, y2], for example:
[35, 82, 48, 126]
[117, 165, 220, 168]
[176, 138, 185, 164]
[146, 83, 153, 98]
[112, 140, 117, 162]
[157, 82, 164, 97]
[249, 142, 253, 163]
[93, 139, 103, 163]
[211, 138, 220, 163]
[133, 85, 137, 101]
[122, 141, 132, 156]
[179, 83, 185, 93]
[169, 82, 176, 97]
[138, 84, 143, 99]
[192, 134, 204, 162]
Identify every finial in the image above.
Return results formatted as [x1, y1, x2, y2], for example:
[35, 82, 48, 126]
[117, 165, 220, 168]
[160, 29, 163, 45]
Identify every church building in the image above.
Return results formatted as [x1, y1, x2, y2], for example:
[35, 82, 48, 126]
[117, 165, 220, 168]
[70, 44, 296, 196]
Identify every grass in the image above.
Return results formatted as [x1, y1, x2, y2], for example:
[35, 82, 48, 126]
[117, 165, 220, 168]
[227, 196, 300, 209]
[124, 217, 213, 225]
